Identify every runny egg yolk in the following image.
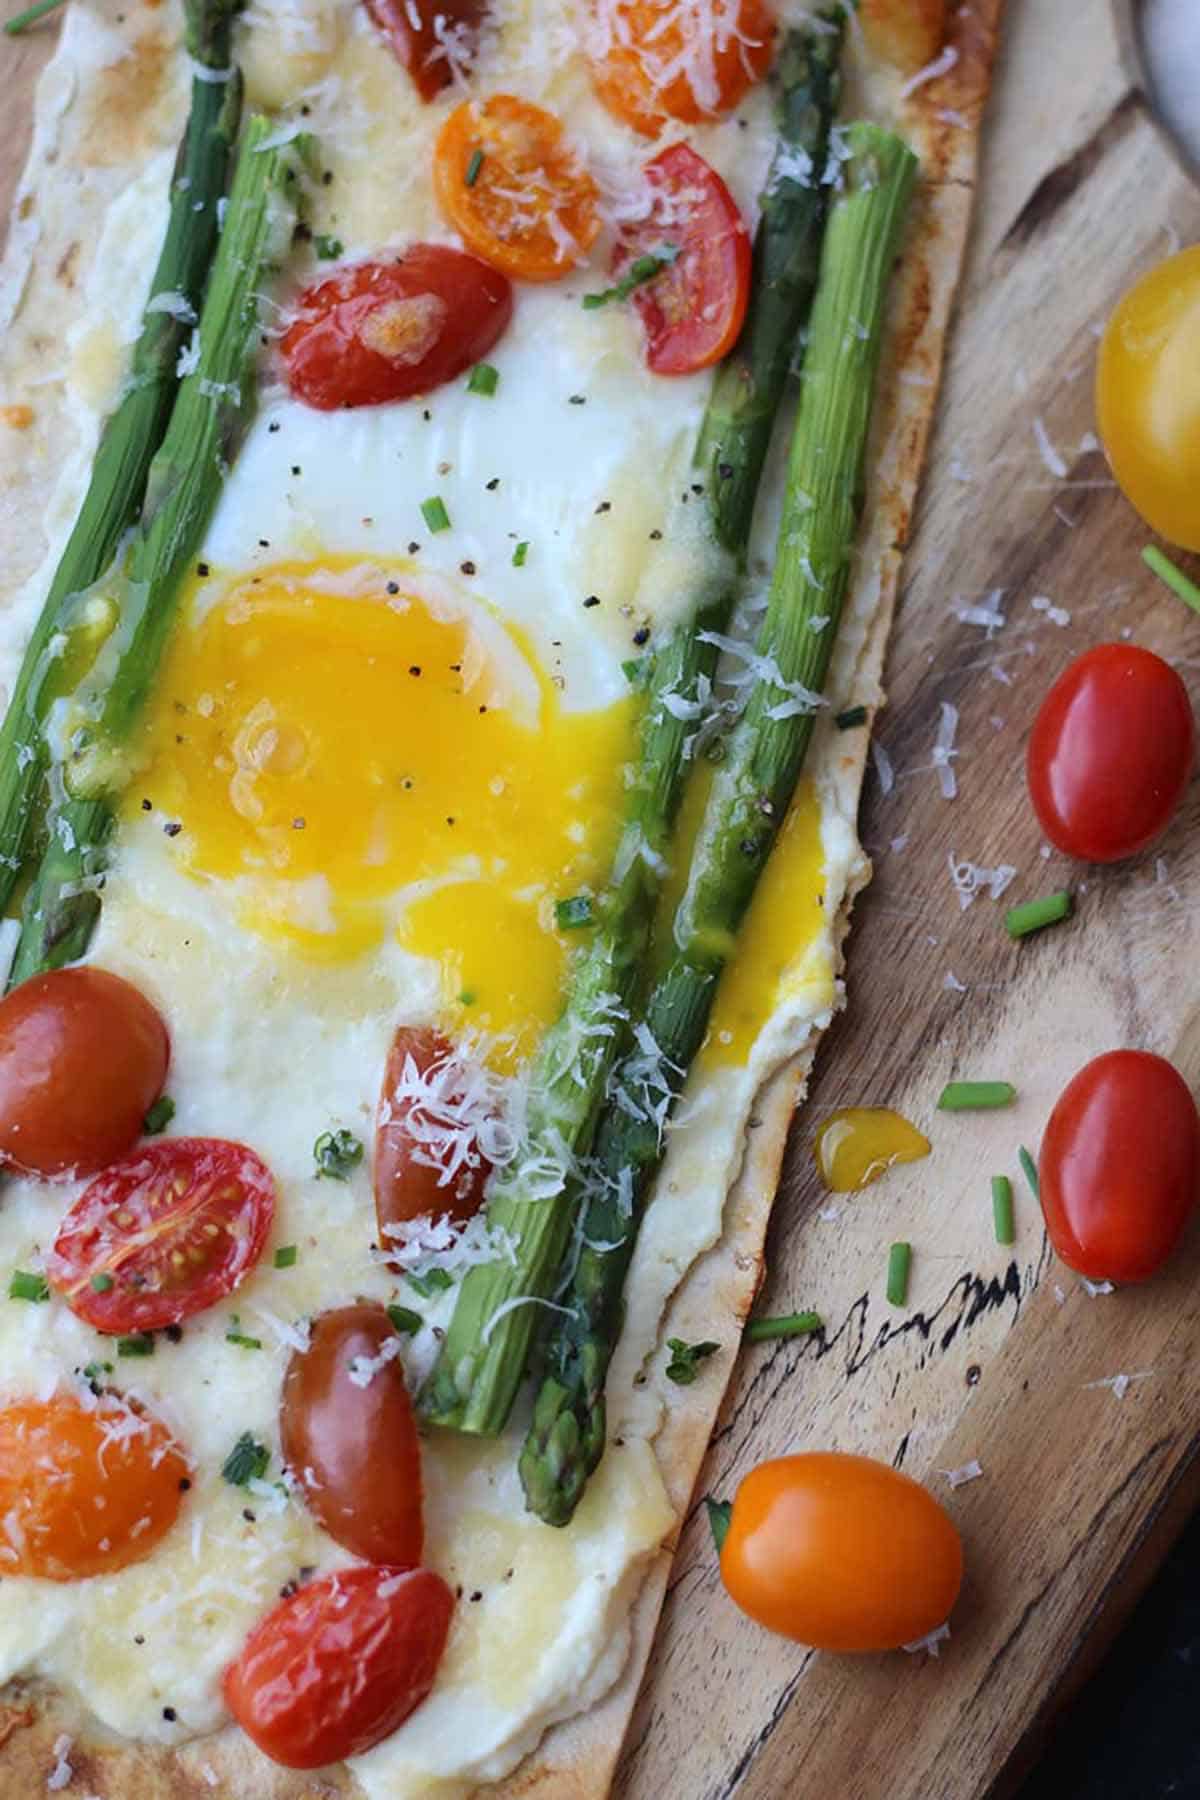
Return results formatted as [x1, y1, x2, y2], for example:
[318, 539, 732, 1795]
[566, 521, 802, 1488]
[132, 559, 634, 1056]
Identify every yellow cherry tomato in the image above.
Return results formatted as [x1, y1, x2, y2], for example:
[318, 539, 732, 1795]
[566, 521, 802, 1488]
[719, 1452, 963, 1651]
[1096, 246, 1200, 551]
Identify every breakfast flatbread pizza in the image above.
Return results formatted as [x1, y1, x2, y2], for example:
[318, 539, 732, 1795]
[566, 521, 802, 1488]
[0, 0, 1002, 1791]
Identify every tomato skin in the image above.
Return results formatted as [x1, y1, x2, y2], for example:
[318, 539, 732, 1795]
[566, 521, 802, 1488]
[1039, 1050, 1200, 1284]
[1096, 246, 1200, 551]
[618, 145, 750, 377]
[282, 249, 513, 411]
[363, 0, 484, 102]
[0, 1391, 190, 1580]
[1026, 645, 1194, 863]
[375, 1027, 493, 1234]
[0, 966, 169, 1177]
[224, 1565, 454, 1768]
[588, 0, 775, 137]
[280, 1303, 424, 1566]
[47, 1137, 276, 1332]
[720, 1452, 963, 1651]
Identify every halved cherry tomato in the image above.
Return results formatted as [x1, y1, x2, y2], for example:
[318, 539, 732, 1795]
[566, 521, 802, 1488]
[720, 1452, 963, 1651]
[1027, 645, 1194, 863]
[587, 0, 775, 138]
[433, 95, 600, 283]
[363, 0, 484, 102]
[375, 1026, 494, 1234]
[0, 966, 168, 1177]
[281, 248, 513, 411]
[859, 0, 946, 75]
[46, 1137, 275, 1332]
[280, 1303, 423, 1565]
[1096, 246, 1200, 551]
[1039, 1050, 1200, 1284]
[0, 1390, 190, 1580]
[224, 1565, 454, 1768]
[615, 144, 750, 376]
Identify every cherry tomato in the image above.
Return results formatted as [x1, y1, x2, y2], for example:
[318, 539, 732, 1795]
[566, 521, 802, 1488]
[224, 1565, 454, 1768]
[433, 96, 600, 284]
[280, 1303, 423, 1565]
[1026, 645, 1194, 863]
[720, 1452, 963, 1651]
[1039, 1050, 1200, 1284]
[46, 1137, 275, 1332]
[0, 1390, 189, 1580]
[0, 966, 168, 1177]
[281, 248, 513, 412]
[375, 1026, 493, 1234]
[614, 145, 750, 377]
[363, 0, 484, 102]
[1096, 246, 1200, 551]
[587, 0, 774, 138]
[859, 0, 946, 75]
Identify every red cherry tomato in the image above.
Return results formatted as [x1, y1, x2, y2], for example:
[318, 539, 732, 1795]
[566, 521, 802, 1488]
[280, 1303, 423, 1566]
[0, 966, 168, 1177]
[615, 144, 751, 377]
[46, 1138, 276, 1332]
[1027, 644, 1194, 863]
[363, 0, 484, 102]
[375, 1027, 494, 1235]
[224, 1565, 454, 1768]
[1039, 1050, 1200, 1284]
[281, 248, 513, 411]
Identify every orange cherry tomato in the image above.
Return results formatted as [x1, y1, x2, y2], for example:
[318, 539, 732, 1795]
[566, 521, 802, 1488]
[375, 1026, 494, 1233]
[280, 1303, 424, 1566]
[0, 966, 169, 1177]
[433, 95, 600, 283]
[0, 1390, 190, 1580]
[720, 1452, 963, 1651]
[281, 249, 513, 411]
[47, 1137, 276, 1333]
[1039, 1050, 1200, 1284]
[363, 0, 485, 102]
[587, 0, 775, 138]
[224, 1565, 454, 1768]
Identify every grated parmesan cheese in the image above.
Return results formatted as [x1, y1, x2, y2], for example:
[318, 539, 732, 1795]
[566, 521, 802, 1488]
[46, 1735, 73, 1792]
[931, 700, 959, 799]
[948, 854, 1017, 910]
[899, 44, 958, 97]
[1032, 415, 1068, 479]
[903, 1621, 951, 1657]
[939, 1460, 983, 1489]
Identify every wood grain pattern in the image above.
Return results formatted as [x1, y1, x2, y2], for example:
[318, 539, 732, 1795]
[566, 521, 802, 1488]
[3, 2, 1200, 1798]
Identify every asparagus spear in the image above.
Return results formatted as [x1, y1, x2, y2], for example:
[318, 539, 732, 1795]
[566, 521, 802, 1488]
[418, 22, 847, 1439]
[9, 117, 310, 986]
[0, 0, 242, 925]
[522, 123, 919, 1525]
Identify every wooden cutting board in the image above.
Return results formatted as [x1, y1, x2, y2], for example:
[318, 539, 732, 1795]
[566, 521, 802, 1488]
[4, 3, 1200, 1797]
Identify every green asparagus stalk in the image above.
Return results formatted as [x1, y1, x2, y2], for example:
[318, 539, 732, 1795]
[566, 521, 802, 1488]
[418, 22, 847, 1439]
[8, 117, 309, 986]
[0, 0, 242, 924]
[521, 123, 919, 1525]
[696, 12, 844, 556]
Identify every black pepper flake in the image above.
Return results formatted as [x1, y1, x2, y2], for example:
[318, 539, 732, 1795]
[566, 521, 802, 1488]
[163, 821, 182, 838]
[386, 580, 400, 594]
[460, 560, 476, 576]
[258, 538, 270, 548]
[322, 169, 334, 186]
[485, 477, 500, 491]
[163, 1707, 177, 1723]
[178, 1477, 191, 1492]
[141, 798, 152, 812]
[583, 595, 600, 609]
[165, 1323, 183, 1343]
[280, 1580, 298, 1598]
[267, 421, 280, 433]
[478, 705, 487, 714]
[134, 1635, 145, 1646]
[243, 1508, 257, 1523]
[595, 501, 611, 514]
[691, 482, 704, 495]
[422, 409, 432, 422]
[409, 665, 421, 677]
[291, 465, 301, 476]
[197, 561, 210, 576]
[632, 626, 650, 646]
[568, 394, 586, 405]
[446, 816, 455, 826]
[649, 528, 662, 541]
[469, 1590, 483, 1603]
[407, 542, 420, 555]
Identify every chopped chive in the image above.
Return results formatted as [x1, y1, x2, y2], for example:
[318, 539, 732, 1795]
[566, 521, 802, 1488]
[421, 495, 451, 534]
[90, 1272, 115, 1293]
[705, 1497, 732, 1553]
[664, 1338, 720, 1384]
[582, 246, 679, 310]
[465, 148, 484, 187]
[991, 1175, 1015, 1245]
[467, 362, 499, 397]
[1143, 545, 1200, 617]
[937, 1080, 1016, 1112]
[512, 540, 529, 568]
[8, 1270, 48, 1302]
[835, 704, 868, 730]
[406, 1266, 454, 1298]
[744, 1310, 822, 1343]
[143, 1094, 175, 1135]
[3, 0, 67, 34]
[273, 1245, 298, 1269]
[458, 989, 476, 1005]
[886, 1241, 911, 1307]
[555, 894, 594, 930]
[222, 1432, 270, 1487]
[1018, 1144, 1040, 1198]
[387, 1303, 423, 1335]
[225, 1315, 264, 1350]
[117, 1332, 155, 1357]
[1005, 891, 1072, 940]
[313, 234, 343, 260]
[313, 1128, 364, 1181]
[82, 1361, 113, 1381]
